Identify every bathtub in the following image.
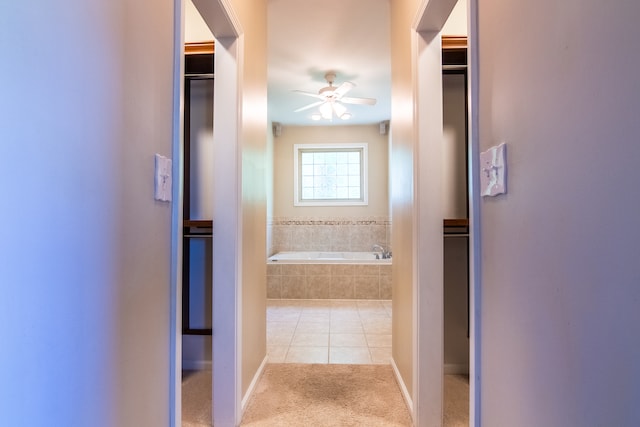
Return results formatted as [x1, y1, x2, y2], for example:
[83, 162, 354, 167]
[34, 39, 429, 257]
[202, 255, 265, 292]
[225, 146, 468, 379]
[266, 251, 392, 300]
[267, 251, 391, 264]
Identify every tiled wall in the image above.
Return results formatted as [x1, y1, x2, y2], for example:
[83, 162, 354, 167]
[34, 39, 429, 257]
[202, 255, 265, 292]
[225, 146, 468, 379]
[267, 263, 392, 300]
[268, 217, 392, 255]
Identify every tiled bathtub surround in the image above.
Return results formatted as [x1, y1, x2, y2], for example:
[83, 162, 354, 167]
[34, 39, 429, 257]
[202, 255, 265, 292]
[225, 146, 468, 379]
[267, 262, 392, 300]
[268, 217, 391, 255]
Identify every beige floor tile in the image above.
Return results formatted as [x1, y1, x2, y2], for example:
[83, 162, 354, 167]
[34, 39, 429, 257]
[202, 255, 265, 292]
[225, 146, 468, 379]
[268, 332, 294, 346]
[369, 347, 392, 364]
[291, 332, 329, 346]
[362, 318, 392, 334]
[266, 299, 394, 366]
[295, 321, 330, 333]
[329, 347, 372, 364]
[267, 309, 301, 322]
[330, 311, 361, 322]
[330, 333, 368, 347]
[299, 311, 332, 322]
[301, 305, 332, 313]
[329, 320, 363, 333]
[285, 346, 328, 363]
[366, 334, 392, 347]
[267, 346, 288, 363]
[267, 321, 297, 335]
[358, 309, 390, 320]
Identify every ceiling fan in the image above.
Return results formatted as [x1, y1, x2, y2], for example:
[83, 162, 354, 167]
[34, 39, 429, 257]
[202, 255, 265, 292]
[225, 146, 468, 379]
[293, 72, 377, 120]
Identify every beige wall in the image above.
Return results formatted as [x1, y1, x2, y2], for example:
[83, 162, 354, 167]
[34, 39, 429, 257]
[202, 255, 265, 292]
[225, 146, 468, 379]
[185, 0, 214, 42]
[111, 1, 175, 424]
[270, 124, 391, 257]
[478, 0, 640, 425]
[389, 0, 419, 401]
[0, 1, 174, 425]
[230, 0, 269, 398]
[442, 0, 467, 36]
[273, 124, 389, 219]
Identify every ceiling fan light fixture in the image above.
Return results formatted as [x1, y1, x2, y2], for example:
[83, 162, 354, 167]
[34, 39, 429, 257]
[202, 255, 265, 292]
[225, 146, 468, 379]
[319, 102, 332, 120]
[333, 102, 347, 118]
[292, 72, 376, 123]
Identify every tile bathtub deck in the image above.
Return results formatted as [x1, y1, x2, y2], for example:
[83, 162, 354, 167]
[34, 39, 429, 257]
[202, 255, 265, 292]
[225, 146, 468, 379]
[267, 299, 392, 364]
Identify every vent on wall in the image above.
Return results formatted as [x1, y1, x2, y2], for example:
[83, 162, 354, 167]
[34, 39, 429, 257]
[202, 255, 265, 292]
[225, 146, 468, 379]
[273, 122, 282, 137]
[379, 121, 389, 135]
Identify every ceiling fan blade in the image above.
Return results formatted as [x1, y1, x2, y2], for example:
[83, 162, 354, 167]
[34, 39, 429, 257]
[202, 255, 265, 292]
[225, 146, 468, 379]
[341, 96, 377, 106]
[333, 81, 355, 98]
[294, 100, 325, 113]
[293, 90, 325, 100]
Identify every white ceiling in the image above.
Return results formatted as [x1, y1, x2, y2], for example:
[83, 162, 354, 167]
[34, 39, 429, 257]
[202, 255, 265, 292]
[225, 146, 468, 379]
[267, 0, 391, 126]
[185, 0, 467, 127]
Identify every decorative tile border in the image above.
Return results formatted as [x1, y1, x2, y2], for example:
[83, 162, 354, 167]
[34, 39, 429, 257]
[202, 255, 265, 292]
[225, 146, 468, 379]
[267, 216, 392, 255]
[269, 217, 391, 226]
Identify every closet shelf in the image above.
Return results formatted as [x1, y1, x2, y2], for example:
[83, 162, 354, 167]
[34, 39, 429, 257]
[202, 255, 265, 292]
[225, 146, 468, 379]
[184, 219, 212, 228]
[443, 219, 468, 227]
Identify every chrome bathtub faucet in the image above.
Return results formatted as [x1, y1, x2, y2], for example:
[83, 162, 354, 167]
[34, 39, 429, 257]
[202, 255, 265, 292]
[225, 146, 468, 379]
[372, 244, 392, 259]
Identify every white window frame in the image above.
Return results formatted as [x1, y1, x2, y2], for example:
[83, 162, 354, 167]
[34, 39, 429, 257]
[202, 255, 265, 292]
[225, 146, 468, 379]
[293, 143, 369, 206]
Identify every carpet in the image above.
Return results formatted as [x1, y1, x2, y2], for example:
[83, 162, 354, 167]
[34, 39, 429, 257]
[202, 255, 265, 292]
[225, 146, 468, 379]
[182, 370, 212, 427]
[240, 363, 413, 426]
[443, 374, 469, 427]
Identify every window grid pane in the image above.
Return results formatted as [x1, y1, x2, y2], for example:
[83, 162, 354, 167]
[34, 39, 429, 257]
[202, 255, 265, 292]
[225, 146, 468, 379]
[299, 148, 363, 201]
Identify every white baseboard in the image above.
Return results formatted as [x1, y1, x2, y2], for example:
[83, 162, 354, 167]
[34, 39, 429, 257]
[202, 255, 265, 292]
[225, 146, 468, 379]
[241, 355, 268, 412]
[444, 363, 469, 375]
[390, 358, 413, 417]
[182, 359, 212, 371]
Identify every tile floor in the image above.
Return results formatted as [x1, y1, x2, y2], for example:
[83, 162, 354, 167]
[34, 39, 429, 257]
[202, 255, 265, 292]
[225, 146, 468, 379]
[267, 299, 392, 364]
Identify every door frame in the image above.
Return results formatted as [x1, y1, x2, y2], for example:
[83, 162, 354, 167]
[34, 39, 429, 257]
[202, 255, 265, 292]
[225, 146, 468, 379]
[467, 0, 482, 424]
[169, 1, 185, 425]
[170, 0, 243, 426]
[412, 0, 481, 425]
[170, 0, 481, 425]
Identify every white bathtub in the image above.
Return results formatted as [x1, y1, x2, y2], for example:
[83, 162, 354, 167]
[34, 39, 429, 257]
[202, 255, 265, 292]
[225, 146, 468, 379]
[267, 251, 391, 265]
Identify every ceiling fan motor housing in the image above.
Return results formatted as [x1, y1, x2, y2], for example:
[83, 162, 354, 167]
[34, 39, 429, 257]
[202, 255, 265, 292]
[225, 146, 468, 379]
[319, 72, 338, 97]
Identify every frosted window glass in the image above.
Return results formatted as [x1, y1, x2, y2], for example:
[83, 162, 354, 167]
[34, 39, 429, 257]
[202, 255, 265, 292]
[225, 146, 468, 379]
[294, 143, 367, 206]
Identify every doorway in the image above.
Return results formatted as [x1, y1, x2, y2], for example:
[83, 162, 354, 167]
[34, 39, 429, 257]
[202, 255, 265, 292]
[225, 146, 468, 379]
[171, 0, 480, 425]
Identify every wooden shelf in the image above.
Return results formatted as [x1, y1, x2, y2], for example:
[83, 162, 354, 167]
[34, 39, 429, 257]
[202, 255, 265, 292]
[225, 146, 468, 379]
[185, 41, 214, 55]
[444, 219, 468, 227]
[185, 37, 466, 55]
[184, 219, 212, 228]
[442, 36, 467, 50]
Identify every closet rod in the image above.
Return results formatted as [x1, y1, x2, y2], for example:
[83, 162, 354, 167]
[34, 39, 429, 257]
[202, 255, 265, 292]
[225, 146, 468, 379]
[444, 233, 469, 238]
[185, 73, 214, 79]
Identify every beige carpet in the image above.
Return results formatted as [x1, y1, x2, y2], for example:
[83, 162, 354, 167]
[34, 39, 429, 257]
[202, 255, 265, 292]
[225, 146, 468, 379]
[182, 367, 469, 426]
[182, 370, 212, 427]
[240, 364, 412, 426]
[444, 374, 469, 427]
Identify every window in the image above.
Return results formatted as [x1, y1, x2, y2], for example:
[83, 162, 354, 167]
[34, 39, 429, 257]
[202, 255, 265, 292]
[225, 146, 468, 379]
[294, 143, 368, 206]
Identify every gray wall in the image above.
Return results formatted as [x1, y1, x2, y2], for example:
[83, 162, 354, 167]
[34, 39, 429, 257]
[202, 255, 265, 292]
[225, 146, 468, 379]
[443, 73, 469, 373]
[478, 0, 640, 425]
[443, 73, 468, 219]
[0, 1, 174, 426]
[183, 79, 213, 368]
